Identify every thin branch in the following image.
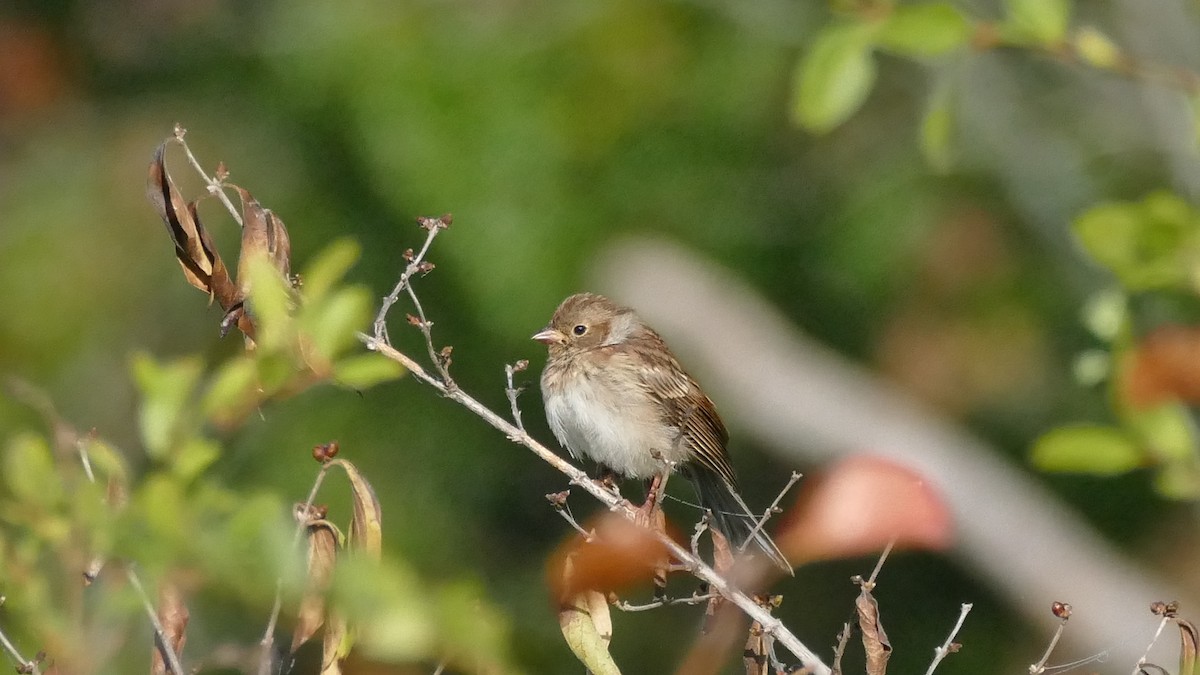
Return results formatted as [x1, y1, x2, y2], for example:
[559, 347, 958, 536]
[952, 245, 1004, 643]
[738, 470, 801, 554]
[371, 218, 446, 345]
[126, 567, 185, 675]
[0, 610, 41, 675]
[690, 514, 711, 558]
[1131, 615, 1172, 675]
[256, 458, 334, 675]
[613, 592, 718, 612]
[866, 537, 896, 588]
[504, 361, 530, 432]
[360, 332, 832, 675]
[830, 620, 853, 675]
[173, 124, 242, 226]
[1028, 613, 1070, 674]
[923, 603, 972, 675]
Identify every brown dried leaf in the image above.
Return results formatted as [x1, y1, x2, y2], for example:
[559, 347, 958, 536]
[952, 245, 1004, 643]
[235, 186, 292, 294]
[147, 142, 234, 303]
[150, 581, 188, 675]
[330, 459, 382, 558]
[857, 588, 891, 675]
[743, 619, 768, 675]
[291, 518, 340, 653]
[1179, 617, 1199, 675]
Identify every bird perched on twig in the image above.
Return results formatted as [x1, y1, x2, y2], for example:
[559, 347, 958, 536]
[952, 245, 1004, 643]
[533, 292, 792, 574]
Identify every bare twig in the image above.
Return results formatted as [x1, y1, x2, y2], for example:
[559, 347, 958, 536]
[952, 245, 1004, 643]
[0, 612, 41, 675]
[1131, 613, 1172, 675]
[504, 361, 529, 433]
[690, 514, 711, 558]
[126, 567, 185, 675]
[256, 457, 335, 675]
[923, 603, 972, 675]
[371, 217, 446, 346]
[547, 493, 595, 541]
[613, 592, 718, 612]
[830, 620, 853, 675]
[173, 124, 242, 226]
[431, 663, 446, 675]
[738, 470, 801, 554]
[359, 330, 832, 675]
[865, 537, 896, 588]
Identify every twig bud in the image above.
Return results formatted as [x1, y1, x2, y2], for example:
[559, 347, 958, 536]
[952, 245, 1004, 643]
[173, 123, 186, 140]
[439, 213, 453, 227]
[545, 490, 570, 508]
[402, 248, 415, 262]
[418, 261, 436, 275]
[405, 313, 423, 326]
[215, 161, 229, 182]
[1051, 601, 1072, 619]
[512, 359, 529, 373]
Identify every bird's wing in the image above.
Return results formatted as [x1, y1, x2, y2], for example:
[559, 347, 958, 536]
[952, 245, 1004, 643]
[634, 350, 739, 488]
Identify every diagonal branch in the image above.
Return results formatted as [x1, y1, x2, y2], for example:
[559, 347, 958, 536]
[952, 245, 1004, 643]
[360, 332, 831, 675]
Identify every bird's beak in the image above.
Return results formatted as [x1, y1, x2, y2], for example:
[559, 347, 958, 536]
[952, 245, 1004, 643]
[531, 327, 565, 345]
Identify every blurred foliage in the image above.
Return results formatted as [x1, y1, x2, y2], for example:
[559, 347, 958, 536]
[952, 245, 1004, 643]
[4, 0, 1200, 672]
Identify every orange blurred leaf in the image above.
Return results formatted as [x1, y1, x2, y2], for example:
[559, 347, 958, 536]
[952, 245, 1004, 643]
[1123, 326, 1200, 408]
[779, 455, 952, 563]
[547, 513, 673, 602]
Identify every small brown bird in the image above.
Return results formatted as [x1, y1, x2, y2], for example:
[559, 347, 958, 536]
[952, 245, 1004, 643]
[533, 292, 791, 573]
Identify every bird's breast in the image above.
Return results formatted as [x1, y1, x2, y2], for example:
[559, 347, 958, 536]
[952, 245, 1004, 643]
[541, 361, 683, 479]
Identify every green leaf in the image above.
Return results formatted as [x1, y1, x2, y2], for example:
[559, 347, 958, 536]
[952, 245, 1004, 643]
[877, 3, 970, 57]
[332, 354, 405, 390]
[302, 238, 361, 306]
[1031, 425, 1141, 475]
[172, 437, 221, 483]
[201, 355, 261, 424]
[301, 287, 373, 362]
[132, 353, 204, 459]
[245, 254, 296, 352]
[1071, 192, 1200, 291]
[920, 81, 954, 172]
[1129, 403, 1195, 464]
[334, 558, 436, 661]
[1154, 462, 1200, 500]
[1002, 0, 1070, 45]
[792, 22, 878, 133]
[4, 432, 64, 508]
[560, 593, 621, 675]
[1080, 288, 1127, 342]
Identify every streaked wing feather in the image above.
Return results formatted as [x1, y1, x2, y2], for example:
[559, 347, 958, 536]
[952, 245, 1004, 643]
[634, 348, 738, 488]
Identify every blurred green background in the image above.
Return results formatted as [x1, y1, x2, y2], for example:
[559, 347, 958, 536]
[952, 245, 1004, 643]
[4, 0, 1200, 673]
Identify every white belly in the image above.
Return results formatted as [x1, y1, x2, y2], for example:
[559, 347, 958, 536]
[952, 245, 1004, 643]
[542, 371, 684, 479]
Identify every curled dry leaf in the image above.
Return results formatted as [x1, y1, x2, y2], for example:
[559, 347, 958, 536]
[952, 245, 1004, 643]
[146, 141, 251, 338]
[151, 580, 189, 675]
[1178, 617, 1198, 675]
[1123, 327, 1200, 409]
[778, 455, 952, 564]
[291, 518, 341, 653]
[856, 588, 891, 675]
[235, 186, 292, 295]
[330, 459, 382, 558]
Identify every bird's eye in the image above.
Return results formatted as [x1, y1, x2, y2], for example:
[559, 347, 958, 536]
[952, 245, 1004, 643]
[573, 324, 587, 336]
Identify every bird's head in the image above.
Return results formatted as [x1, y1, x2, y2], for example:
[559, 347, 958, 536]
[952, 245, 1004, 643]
[532, 292, 638, 354]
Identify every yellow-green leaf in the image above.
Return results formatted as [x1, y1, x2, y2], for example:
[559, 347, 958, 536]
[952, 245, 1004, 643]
[302, 238, 361, 306]
[201, 355, 260, 424]
[4, 432, 63, 508]
[301, 287, 373, 362]
[792, 22, 878, 133]
[332, 354, 405, 390]
[920, 81, 954, 172]
[559, 594, 621, 675]
[1002, 0, 1070, 45]
[1031, 425, 1141, 475]
[131, 353, 204, 459]
[878, 3, 970, 57]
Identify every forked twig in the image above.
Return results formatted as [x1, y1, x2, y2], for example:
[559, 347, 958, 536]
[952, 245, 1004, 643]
[739, 470, 801, 554]
[126, 567, 185, 675]
[923, 603, 972, 675]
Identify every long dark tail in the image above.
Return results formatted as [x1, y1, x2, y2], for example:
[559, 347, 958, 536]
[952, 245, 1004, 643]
[688, 468, 793, 574]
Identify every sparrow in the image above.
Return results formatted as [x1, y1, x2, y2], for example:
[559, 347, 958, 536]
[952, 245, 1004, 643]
[532, 292, 792, 573]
